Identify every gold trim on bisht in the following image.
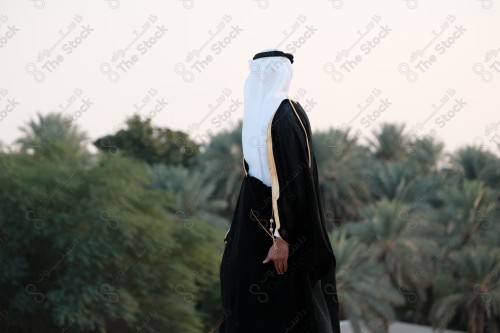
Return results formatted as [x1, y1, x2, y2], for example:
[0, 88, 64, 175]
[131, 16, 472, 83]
[224, 227, 231, 243]
[288, 99, 311, 168]
[266, 98, 311, 245]
[242, 156, 248, 177]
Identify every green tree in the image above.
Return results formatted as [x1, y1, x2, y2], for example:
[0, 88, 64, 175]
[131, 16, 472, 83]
[430, 246, 500, 333]
[346, 199, 438, 323]
[146, 163, 228, 231]
[451, 146, 500, 190]
[330, 230, 405, 333]
[0, 150, 223, 333]
[191, 121, 245, 218]
[93, 115, 200, 167]
[313, 127, 374, 223]
[367, 123, 410, 161]
[431, 179, 496, 249]
[15, 111, 89, 162]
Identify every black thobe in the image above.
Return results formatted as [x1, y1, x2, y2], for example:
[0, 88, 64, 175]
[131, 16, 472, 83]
[219, 99, 341, 333]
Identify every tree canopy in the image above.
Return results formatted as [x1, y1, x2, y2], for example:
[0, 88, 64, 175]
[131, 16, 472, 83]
[1, 112, 499, 332]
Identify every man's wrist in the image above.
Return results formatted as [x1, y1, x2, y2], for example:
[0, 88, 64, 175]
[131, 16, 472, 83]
[276, 235, 289, 246]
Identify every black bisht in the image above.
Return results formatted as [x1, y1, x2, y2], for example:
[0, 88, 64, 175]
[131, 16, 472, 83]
[219, 99, 341, 333]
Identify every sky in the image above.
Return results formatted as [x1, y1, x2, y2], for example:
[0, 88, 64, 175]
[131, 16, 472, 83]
[0, 0, 499, 155]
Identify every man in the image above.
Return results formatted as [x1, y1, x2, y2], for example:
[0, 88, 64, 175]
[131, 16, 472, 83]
[219, 48, 341, 333]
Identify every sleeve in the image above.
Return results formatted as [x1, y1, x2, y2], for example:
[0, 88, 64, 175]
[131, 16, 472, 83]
[270, 103, 311, 245]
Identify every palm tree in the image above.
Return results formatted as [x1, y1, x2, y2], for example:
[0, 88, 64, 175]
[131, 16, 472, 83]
[431, 179, 495, 249]
[146, 163, 228, 231]
[191, 121, 245, 218]
[15, 111, 89, 161]
[346, 199, 439, 321]
[367, 159, 451, 212]
[368, 161, 418, 202]
[313, 127, 374, 223]
[367, 123, 411, 161]
[430, 245, 500, 333]
[329, 230, 405, 333]
[451, 146, 500, 190]
[367, 123, 445, 174]
[411, 136, 445, 173]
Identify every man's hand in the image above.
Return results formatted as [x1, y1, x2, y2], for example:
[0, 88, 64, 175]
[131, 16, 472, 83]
[262, 237, 289, 274]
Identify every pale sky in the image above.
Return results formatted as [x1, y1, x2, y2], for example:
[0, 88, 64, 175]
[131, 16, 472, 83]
[1, 0, 499, 155]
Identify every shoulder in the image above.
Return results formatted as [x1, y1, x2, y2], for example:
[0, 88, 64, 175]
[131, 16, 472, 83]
[272, 99, 307, 126]
[272, 99, 309, 134]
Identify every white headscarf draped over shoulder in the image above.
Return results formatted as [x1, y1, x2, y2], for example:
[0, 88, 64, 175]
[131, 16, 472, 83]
[242, 48, 294, 187]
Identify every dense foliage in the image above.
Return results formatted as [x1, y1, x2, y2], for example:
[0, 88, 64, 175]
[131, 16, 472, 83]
[0, 113, 499, 332]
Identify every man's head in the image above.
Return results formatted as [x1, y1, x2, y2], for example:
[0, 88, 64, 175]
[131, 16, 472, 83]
[252, 50, 294, 64]
[244, 48, 294, 104]
[242, 48, 295, 187]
